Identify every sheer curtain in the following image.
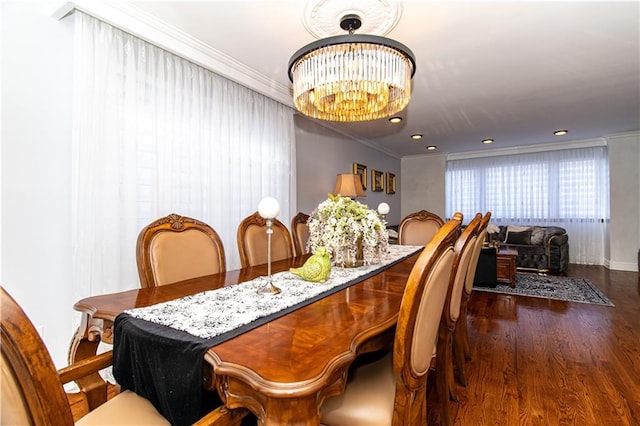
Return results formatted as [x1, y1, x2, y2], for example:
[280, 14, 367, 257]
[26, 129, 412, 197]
[71, 12, 295, 301]
[446, 146, 609, 265]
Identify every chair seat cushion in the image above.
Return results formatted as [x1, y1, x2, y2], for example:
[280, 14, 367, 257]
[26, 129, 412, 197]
[76, 390, 170, 425]
[321, 352, 395, 426]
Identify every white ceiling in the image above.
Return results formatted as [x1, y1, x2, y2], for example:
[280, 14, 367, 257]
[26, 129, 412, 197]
[108, 1, 640, 157]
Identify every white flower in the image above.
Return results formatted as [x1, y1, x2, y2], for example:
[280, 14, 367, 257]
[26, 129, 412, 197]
[306, 194, 389, 266]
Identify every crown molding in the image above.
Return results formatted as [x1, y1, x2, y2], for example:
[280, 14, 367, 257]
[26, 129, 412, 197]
[446, 137, 608, 161]
[50, 0, 294, 108]
[605, 130, 640, 142]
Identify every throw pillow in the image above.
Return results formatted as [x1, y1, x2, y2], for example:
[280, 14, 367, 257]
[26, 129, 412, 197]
[504, 230, 531, 245]
[506, 225, 530, 233]
[530, 227, 545, 245]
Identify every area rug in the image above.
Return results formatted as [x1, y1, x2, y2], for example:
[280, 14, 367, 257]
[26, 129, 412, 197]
[473, 273, 615, 306]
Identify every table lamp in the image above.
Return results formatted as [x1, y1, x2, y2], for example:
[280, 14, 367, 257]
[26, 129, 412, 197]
[377, 202, 390, 221]
[333, 173, 365, 198]
[257, 196, 282, 295]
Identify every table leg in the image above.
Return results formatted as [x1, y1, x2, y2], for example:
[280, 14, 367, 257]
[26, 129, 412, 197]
[67, 314, 113, 410]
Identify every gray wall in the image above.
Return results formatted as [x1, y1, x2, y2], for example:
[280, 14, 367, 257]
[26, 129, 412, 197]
[295, 115, 402, 226]
[400, 154, 446, 220]
[401, 133, 640, 271]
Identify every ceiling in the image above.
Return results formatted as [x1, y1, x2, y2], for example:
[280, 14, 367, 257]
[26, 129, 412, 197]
[122, 1, 639, 158]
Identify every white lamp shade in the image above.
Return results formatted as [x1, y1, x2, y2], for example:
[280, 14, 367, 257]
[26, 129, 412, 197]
[377, 202, 390, 215]
[258, 197, 280, 219]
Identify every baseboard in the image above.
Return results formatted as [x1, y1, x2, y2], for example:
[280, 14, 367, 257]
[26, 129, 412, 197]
[606, 260, 638, 272]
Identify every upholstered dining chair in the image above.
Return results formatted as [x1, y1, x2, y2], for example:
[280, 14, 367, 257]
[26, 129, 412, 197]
[398, 209, 445, 246]
[433, 212, 481, 425]
[320, 215, 461, 426]
[136, 213, 226, 288]
[453, 211, 492, 386]
[237, 211, 294, 268]
[0, 286, 245, 426]
[291, 211, 310, 256]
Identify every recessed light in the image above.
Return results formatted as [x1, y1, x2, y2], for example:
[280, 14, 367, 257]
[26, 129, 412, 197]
[482, 139, 494, 144]
[389, 117, 402, 124]
[411, 134, 423, 140]
[426, 145, 437, 150]
[554, 130, 568, 136]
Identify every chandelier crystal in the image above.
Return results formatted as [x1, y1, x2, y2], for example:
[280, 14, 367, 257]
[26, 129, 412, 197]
[288, 15, 416, 122]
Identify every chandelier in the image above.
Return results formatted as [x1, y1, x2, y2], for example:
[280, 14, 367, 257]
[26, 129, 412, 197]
[288, 14, 416, 122]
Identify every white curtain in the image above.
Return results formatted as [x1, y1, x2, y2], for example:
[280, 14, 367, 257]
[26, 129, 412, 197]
[446, 146, 609, 265]
[71, 12, 296, 301]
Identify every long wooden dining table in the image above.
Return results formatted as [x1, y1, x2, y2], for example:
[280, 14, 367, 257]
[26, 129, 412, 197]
[71, 249, 422, 426]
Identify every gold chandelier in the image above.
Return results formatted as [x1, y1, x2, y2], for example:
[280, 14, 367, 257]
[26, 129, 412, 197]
[288, 15, 416, 122]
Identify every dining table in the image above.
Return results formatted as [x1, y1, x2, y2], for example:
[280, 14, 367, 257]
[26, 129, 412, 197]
[70, 245, 422, 426]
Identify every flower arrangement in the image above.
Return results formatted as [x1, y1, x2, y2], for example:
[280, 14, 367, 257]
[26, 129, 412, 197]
[306, 194, 389, 267]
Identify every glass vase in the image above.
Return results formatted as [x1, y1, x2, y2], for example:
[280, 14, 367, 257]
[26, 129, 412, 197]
[334, 237, 364, 268]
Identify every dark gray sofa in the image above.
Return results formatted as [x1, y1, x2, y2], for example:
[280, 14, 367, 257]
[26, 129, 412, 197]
[487, 225, 569, 274]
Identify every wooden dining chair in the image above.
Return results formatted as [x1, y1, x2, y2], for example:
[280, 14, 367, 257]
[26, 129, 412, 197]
[0, 286, 245, 426]
[320, 215, 461, 426]
[136, 213, 226, 288]
[291, 211, 310, 256]
[433, 212, 481, 425]
[453, 211, 492, 386]
[237, 211, 294, 268]
[398, 209, 445, 246]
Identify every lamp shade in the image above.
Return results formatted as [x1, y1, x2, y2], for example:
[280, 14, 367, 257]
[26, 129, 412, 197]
[258, 196, 280, 219]
[333, 173, 366, 198]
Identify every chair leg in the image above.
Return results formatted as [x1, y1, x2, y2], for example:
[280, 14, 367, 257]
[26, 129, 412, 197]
[459, 297, 472, 361]
[453, 326, 468, 387]
[436, 327, 453, 426]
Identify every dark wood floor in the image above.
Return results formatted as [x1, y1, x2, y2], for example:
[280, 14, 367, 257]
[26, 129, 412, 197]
[70, 265, 640, 425]
[427, 264, 640, 426]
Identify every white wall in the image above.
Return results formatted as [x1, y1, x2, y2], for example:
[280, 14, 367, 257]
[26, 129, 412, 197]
[607, 132, 640, 271]
[1, 1, 75, 368]
[402, 134, 640, 271]
[295, 115, 402, 226]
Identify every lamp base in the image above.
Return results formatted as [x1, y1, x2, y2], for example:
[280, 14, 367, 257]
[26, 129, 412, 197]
[257, 278, 281, 295]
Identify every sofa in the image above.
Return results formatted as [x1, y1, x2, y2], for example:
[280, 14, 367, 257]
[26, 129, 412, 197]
[487, 225, 569, 274]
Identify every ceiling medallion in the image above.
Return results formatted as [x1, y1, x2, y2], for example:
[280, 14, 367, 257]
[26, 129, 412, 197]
[288, 6, 415, 122]
[302, 0, 402, 38]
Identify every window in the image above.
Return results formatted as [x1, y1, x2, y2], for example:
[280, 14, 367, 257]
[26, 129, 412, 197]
[446, 146, 609, 264]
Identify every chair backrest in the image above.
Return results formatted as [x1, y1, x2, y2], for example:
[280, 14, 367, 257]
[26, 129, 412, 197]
[1, 286, 75, 425]
[291, 212, 310, 256]
[447, 213, 481, 324]
[237, 211, 294, 268]
[136, 213, 226, 288]
[398, 210, 445, 246]
[391, 215, 461, 422]
[464, 212, 492, 295]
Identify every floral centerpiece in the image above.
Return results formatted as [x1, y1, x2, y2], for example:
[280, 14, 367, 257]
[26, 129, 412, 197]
[306, 194, 389, 267]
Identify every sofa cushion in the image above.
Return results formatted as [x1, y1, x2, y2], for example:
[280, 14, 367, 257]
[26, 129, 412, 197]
[505, 230, 531, 245]
[530, 226, 545, 245]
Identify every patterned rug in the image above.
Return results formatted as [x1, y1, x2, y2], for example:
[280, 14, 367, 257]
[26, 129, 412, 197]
[474, 273, 615, 306]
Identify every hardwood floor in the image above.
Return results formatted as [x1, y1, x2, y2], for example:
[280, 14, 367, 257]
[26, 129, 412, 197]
[70, 265, 639, 425]
[427, 264, 640, 426]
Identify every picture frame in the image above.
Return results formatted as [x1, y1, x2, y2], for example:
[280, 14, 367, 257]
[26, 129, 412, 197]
[385, 172, 396, 194]
[371, 169, 384, 192]
[352, 163, 367, 191]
